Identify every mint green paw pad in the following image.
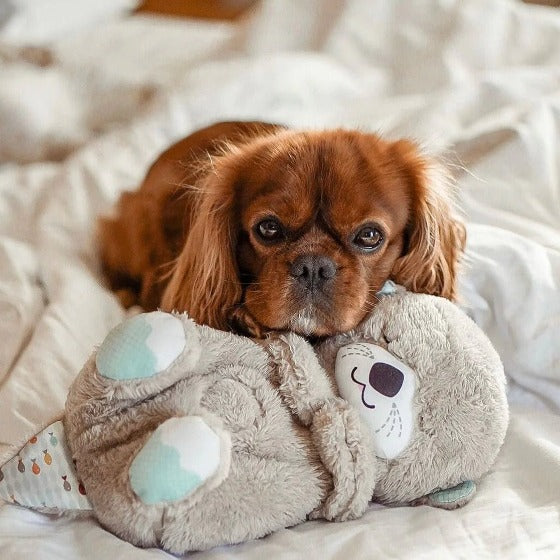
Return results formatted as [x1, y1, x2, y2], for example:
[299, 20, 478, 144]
[96, 312, 185, 380]
[129, 417, 222, 505]
[417, 480, 476, 510]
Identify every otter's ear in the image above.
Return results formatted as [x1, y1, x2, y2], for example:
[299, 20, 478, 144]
[390, 141, 466, 301]
[161, 163, 242, 330]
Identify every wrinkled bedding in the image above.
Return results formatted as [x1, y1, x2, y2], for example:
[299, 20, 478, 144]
[0, 0, 559, 558]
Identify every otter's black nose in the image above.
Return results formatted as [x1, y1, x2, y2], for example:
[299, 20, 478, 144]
[290, 255, 336, 291]
[369, 363, 404, 397]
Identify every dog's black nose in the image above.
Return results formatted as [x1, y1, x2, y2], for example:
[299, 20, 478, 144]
[290, 255, 336, 291]
[369, 362, 404, 397]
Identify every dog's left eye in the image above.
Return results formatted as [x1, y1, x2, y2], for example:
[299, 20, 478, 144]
[353, 226, 384, 251]
[256, 219, 284, 241]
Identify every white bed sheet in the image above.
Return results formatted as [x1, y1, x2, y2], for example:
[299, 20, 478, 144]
[0, 0, 559, 558]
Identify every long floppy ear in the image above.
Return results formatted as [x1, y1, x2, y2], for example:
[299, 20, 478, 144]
[390, 141, 466, 301]
[160, 162, 242, 330]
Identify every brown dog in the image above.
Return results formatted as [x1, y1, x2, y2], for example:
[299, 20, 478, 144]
[99, 121, 465, 338]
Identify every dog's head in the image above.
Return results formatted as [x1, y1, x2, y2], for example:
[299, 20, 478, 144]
[162, 128, 465, 337]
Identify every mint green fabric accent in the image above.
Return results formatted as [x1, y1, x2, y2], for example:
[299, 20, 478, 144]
[429, 480, 475, 505]
[96, 315, 158, 380]
[376, 280, 397, 296]
[129, 431, 202, 505]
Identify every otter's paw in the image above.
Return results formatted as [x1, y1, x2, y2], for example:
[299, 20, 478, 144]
[129, 416, 230, 506]
[309, 398, 375, 522]
[412, 480, 476, 510]
[96, 312, 195, 381]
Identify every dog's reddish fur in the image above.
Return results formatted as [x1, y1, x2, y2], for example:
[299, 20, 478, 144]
[99, 121, 465, 337]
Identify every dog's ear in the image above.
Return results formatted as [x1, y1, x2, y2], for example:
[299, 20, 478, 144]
[390, 141, 466, 300]
[161, 159, 242, 330]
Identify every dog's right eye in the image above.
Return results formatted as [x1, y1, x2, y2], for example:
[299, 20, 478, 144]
[255, 219, 284, 242]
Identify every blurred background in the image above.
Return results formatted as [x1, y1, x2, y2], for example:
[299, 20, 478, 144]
[0, 0, 558, 165]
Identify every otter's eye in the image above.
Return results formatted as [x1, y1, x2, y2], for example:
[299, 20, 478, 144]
[256, 219, 284, 242]
[353, 226, 384, 251]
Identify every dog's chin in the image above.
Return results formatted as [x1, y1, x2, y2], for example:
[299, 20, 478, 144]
[288, 308, 321, 337]
[286, 306, 342, 338]
[238, 306, 335, 339]
[240, 297, 356, 339]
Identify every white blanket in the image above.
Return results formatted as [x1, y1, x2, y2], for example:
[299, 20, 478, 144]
[0, 0, 559, 557]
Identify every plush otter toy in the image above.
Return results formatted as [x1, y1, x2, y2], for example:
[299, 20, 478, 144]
[0, 285, 508, 554]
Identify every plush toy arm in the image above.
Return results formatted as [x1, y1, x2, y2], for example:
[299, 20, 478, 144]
[266, 333, 375, 520]
[266, 332, 337, 426]
[309, 398, 375, 521]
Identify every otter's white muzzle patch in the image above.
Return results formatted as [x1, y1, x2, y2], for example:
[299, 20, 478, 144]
[335, 342, 416, 459]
